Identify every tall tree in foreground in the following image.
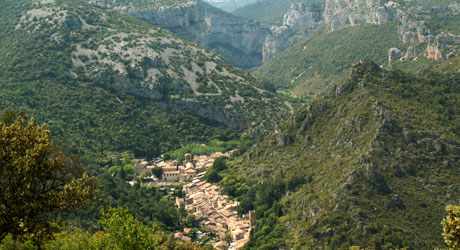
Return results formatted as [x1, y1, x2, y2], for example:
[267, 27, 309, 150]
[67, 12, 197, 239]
[442, 205, 460, 250]
[0, 111, 98, 241]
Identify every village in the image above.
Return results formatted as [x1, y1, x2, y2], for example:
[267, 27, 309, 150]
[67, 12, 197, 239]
[132, 151, 254, 250]
[133, 152, 228, 184]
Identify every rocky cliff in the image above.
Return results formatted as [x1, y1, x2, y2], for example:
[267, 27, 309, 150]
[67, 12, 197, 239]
[95, 0, 321, 68]
[129, 1, 271, 69]
[262, 3, 319, 63]
[324, 0, 399, 31]
[323, 0, 460, 62]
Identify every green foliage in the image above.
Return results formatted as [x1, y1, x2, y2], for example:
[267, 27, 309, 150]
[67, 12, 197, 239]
[42, 228, 93, 250]
[232, 0, 323, 25]
[212, 157, 227, 172]
[256, 23, 405, 98]
[96, 207, 163, 250]
[60, 173, 182, 232]
[0, 111, 98, 241]
[205, 167, 220, 183]
[0, 234, 38, 250]
[152, 166, 163, 179]
[223, 62, 460, 249]
[0, 0, 285, 164]
[442, 205, 460, 250]
[31, 208, 204, 250]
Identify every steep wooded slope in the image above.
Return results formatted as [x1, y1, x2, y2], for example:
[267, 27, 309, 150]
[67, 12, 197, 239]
[0, 0, 287, 157]
[256, 23, 404, 98]
[222, 61, 460, 249]
[255, 0, 460, 98]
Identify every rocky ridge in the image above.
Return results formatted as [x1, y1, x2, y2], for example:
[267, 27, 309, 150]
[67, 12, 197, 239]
[12, 0, 288, 133]
[224, 60, 460, 248]
[323, 0, 460, 62]
[124, 0, 271, 69]
[94, 0, 321, 68]
[262, 3, 320, 63]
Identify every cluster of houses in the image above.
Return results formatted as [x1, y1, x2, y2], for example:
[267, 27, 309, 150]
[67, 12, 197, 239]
[134, 152, 232, 182]
[176, 179, 255, 250]
[133, 150, 254, 249]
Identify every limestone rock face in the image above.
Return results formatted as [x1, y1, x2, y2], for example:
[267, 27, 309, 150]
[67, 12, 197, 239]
[129, 1, 271, 69]
[120, 1, 321, 67]
[321, 0, 460, 63]
[397, 7, 460, 62]
[398, 14, 430, 44]
[323, 0, 460, 62]
[324, 0, 399, 32]
[101, 0, 460, 67]
[424, 33, 460, 60]
[283, 3, 316, 32]
[403, 46, 416, 60]
[263, 3, 318, 63]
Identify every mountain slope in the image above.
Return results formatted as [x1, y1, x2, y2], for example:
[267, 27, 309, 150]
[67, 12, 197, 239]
[0, 0, 287, 157]
[93, 0, 271, 69]
[222, 61, 460, 249]
[232, 0, 324, 25]
[256, 23, 405, 98]
[203, 0, 258, 12]
[255, 0, 460, 98]
[94, 0, 325, 69]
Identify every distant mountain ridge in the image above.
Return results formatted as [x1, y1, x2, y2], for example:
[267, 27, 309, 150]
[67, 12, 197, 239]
[203, 0, 258, 12]
[232, 0, 324, 25]
[255, 0, 460, 98]
[93, 0, 325, 68]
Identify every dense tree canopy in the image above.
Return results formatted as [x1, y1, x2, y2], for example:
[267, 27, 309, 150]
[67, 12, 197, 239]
[0, 111, 97, 240]
[212, 157, 227, 172]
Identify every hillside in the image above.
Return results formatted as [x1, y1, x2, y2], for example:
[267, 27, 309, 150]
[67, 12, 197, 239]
[95, 0, 326, 68]
[93, 0, 270, 69]
[221, 61, 460, 249]
[92, 0, 196, 10]
[0, 0, 287, 158]
[256, 23, 405, 98]
[255, 0, 460, 98]
[203, 0, 258, 12]
[232, 0, 324, 25]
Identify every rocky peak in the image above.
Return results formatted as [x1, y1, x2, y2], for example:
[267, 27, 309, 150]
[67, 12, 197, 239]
[322, 0, 460, 63]
[282, 3, 315, 31]
[262, 3, 319, 63]
[324, 0, 398, 31]
[392, 12, 460, 63]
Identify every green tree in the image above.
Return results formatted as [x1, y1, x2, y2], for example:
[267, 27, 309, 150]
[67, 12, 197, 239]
[205, 167, 220, 183]
[442, 205, 460, 250]
[0, 234, 38, 250]
[96, 207, 163, 250]
[42, 228, 93, 250]
[152, 166, 163, 180]
[119, 165, 126, 180]
[212, 157, 227, 172]
[0, 111, 98, 241]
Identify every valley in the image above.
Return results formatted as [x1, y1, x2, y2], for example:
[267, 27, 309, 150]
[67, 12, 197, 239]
[0, 0, 459, 249]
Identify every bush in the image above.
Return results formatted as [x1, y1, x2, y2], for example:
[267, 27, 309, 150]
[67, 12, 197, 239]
[442, 205, 460, 250]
